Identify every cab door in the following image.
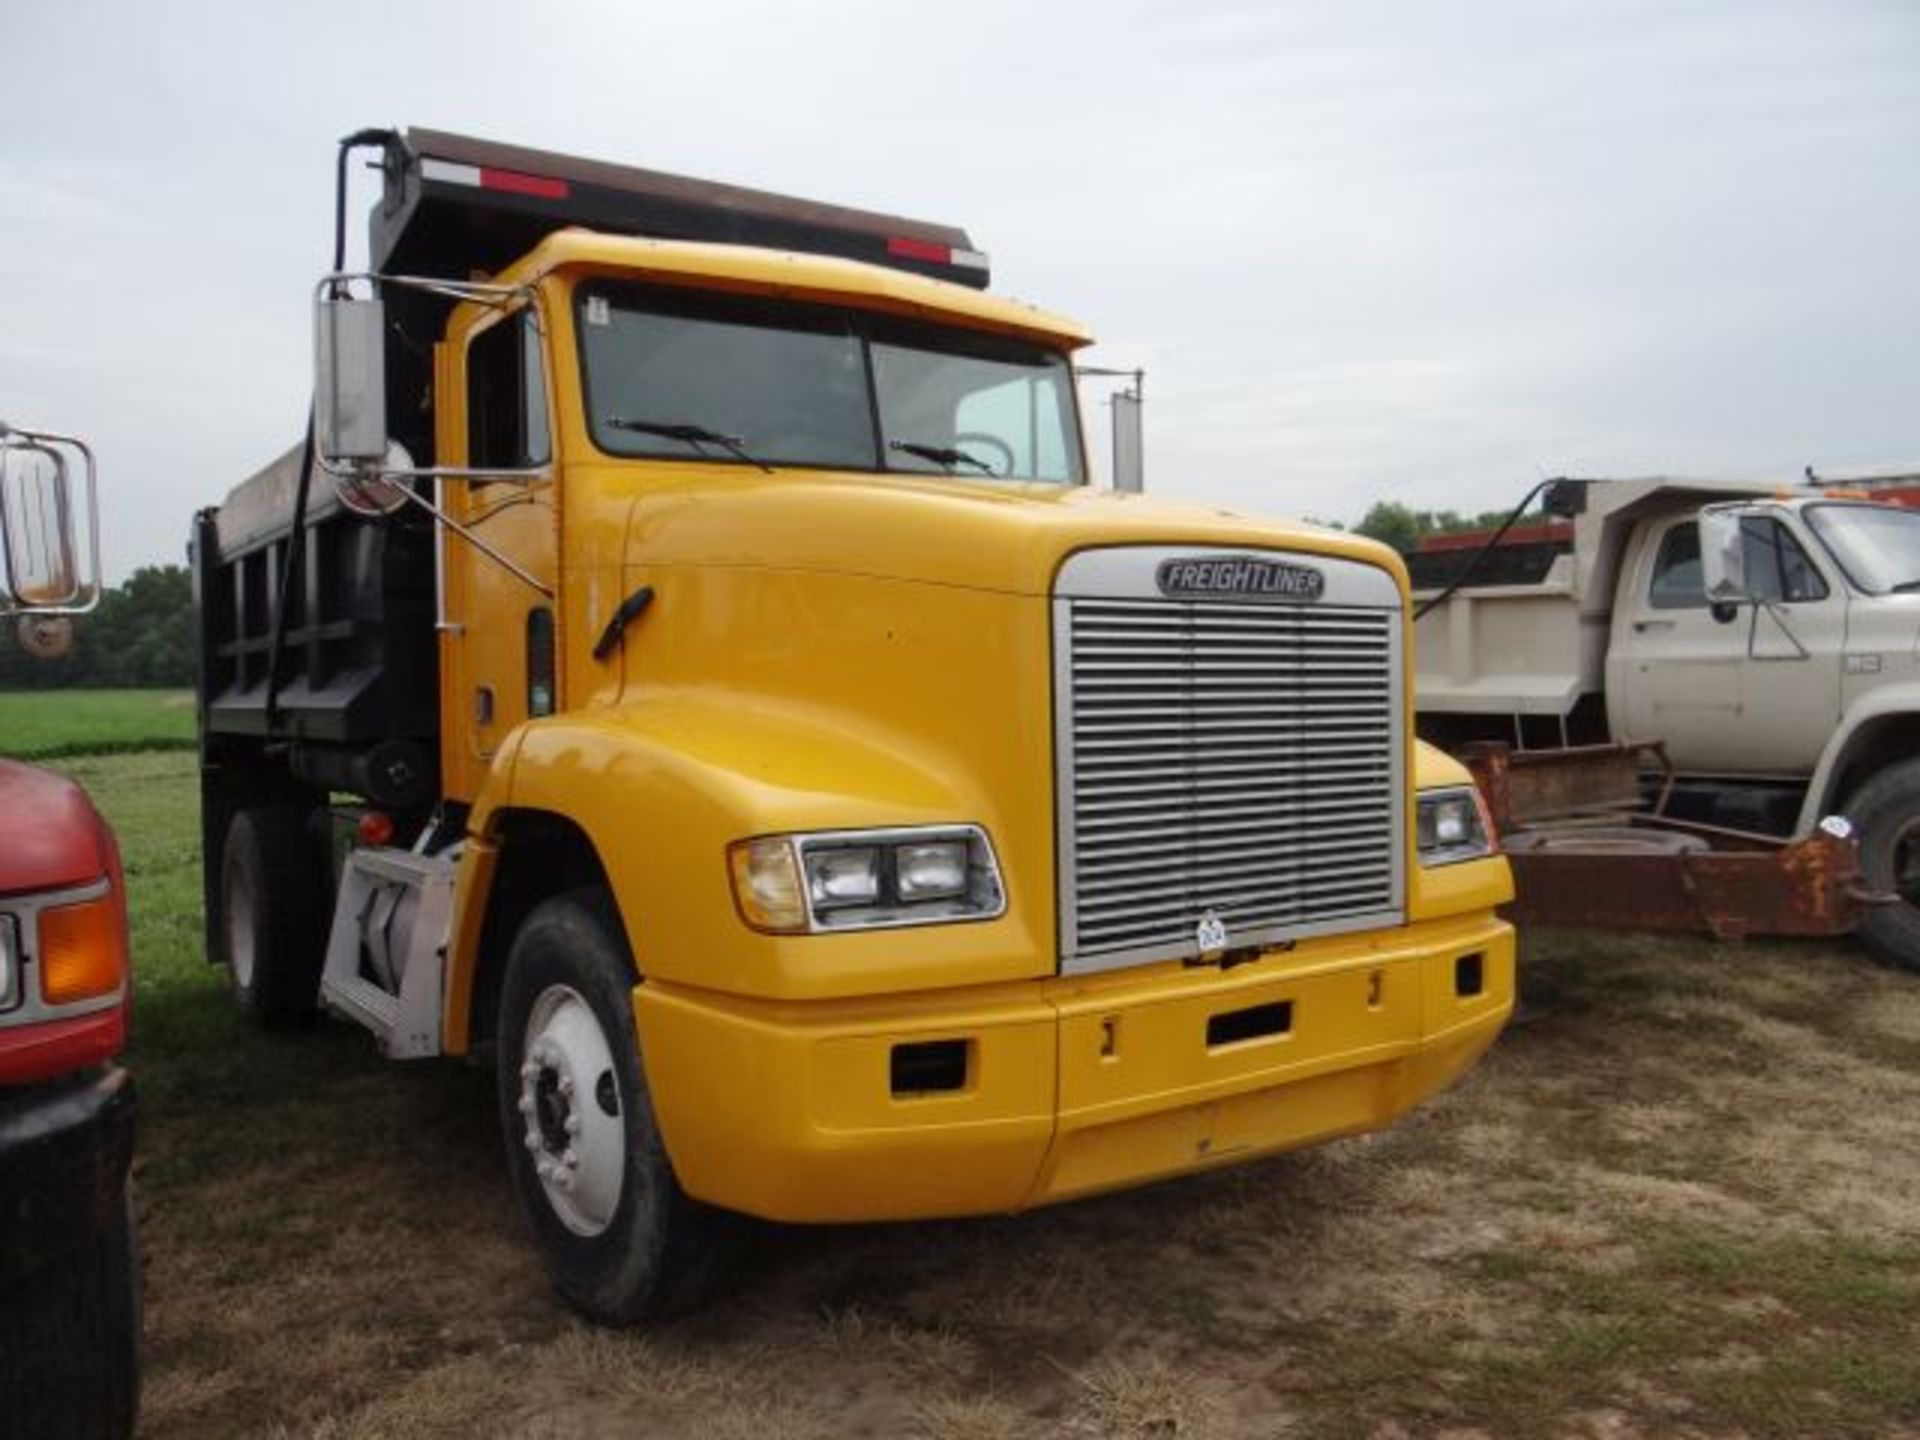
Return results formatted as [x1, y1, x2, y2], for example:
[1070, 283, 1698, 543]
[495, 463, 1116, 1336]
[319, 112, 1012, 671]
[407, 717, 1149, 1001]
[437, 305, 561, 803]
[1728, 512, 1846, 773]
[1616, 514, 1843, 775]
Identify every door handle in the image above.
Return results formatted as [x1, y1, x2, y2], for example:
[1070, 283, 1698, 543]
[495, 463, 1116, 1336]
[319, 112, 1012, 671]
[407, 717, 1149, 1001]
[1633, 620, 1676, 633]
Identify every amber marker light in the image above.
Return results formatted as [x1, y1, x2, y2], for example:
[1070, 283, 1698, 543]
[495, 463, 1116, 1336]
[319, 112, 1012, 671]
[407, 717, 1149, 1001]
[728, 838, 809, 934]
[39, 893, 127, 1005]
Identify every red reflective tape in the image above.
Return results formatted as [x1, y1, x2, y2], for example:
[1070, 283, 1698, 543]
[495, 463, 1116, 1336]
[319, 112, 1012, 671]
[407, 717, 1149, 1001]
[886, 236, 951, 265]
[480, 167, 570, 200]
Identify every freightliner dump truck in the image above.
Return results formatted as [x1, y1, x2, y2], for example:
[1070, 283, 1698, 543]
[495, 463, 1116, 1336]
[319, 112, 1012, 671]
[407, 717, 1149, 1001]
[1413, 476, 1920, 965]
[192, 128, 1515, 1321]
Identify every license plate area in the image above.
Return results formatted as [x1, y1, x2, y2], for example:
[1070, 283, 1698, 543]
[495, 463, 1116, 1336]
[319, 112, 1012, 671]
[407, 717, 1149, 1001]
[1056, 958, 1420, 1123]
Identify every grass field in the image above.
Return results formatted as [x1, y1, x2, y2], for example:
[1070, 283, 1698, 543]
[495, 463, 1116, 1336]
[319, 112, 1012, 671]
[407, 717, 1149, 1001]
[22, 708, 1920, 1437]
[0, 688, 196, 759]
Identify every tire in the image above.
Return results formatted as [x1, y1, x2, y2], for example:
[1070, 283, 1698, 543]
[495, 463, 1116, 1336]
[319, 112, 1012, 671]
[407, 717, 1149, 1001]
[0, 1179, 141, 1439]
[1847, 758, 1920, 972]
[221, 805, 330, 1026]
[496, 890, 729, 1323]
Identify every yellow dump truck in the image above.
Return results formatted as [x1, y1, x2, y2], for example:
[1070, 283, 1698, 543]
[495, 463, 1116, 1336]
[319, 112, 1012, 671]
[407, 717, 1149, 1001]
[191, 128, 1514, 1321]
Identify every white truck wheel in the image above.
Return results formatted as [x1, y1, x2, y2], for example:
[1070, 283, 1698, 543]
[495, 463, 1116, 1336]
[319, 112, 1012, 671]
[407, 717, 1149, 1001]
[494, 890, 732, 1322]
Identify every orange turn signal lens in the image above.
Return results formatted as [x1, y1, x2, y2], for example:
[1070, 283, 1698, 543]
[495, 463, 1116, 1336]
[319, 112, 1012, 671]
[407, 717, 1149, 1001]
[39, 894, 126, 1005]
[727, 838, 808, 934]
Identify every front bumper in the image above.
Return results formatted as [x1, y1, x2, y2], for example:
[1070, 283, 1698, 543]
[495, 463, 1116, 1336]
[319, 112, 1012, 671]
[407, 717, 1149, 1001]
[634, 913, 1512, 1223]
[0, 1066, 136, 1286]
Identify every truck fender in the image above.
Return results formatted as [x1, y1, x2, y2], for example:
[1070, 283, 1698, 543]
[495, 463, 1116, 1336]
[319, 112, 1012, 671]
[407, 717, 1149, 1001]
[1796, 683, 1920, 834]
[444, 693, 1025, 1050]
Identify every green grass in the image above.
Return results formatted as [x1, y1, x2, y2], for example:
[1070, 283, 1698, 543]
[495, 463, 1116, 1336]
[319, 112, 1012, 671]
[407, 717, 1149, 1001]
[0, 688, 195, 759]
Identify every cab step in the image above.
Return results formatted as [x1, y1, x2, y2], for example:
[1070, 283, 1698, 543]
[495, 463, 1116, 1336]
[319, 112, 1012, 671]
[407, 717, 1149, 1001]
[319, 846, 455, 1059]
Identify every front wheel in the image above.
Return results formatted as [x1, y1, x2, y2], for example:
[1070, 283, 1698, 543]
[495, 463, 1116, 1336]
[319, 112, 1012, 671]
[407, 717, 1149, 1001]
[1847, 758, 1920, 972]
[495, 891, 728, 1323]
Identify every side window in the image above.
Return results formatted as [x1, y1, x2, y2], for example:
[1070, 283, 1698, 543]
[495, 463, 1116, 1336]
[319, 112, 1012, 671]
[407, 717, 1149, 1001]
[1650, 524, 1704, 609]
[467, 310, 550, 469]
[1740, 517, 1828, 603]
[1649, 517, 1830, 610]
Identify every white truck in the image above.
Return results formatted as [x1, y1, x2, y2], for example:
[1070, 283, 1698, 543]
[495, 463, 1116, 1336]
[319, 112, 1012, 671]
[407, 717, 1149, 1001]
[1413, 475, 1920, 966]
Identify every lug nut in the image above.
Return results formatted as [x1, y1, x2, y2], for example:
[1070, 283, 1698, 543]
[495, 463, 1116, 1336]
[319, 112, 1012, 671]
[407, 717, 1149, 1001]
[558, 1075, 575, 1097]
[523, 1132, 541, 1152]
[517, 1095, 535, 1116]
[565, 1115, 582, 1136]
[562, 1148, 578, 1168]
[553, 1171, 574, 1191]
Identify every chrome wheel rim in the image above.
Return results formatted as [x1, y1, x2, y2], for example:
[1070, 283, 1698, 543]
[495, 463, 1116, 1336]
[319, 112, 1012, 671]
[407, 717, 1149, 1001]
[518, 984, 625, 1237]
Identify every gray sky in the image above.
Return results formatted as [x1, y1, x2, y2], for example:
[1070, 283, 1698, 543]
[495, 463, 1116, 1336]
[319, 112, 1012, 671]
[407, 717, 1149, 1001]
[5, 0, 1917, 580]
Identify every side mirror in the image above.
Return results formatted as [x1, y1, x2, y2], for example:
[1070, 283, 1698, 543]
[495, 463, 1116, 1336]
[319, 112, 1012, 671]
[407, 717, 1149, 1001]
[1697, 508, 1750, 606]
[315, 294, 388, 464]
[0, 425, 99, 617]
[1111, 388, 1144, 494]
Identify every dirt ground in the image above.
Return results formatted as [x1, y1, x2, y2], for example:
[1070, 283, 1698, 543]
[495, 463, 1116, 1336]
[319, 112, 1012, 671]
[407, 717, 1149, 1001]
[130, 928, 1920, 1439]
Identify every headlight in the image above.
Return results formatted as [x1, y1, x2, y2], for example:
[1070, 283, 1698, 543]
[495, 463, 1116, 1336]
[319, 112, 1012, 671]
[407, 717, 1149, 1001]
[1416, 786, 1497, 867]
[729, 826, 1006, 933]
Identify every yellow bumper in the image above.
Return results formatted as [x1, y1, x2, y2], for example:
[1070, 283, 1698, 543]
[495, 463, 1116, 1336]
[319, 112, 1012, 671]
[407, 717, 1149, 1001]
[632, 913, 1513, 1223]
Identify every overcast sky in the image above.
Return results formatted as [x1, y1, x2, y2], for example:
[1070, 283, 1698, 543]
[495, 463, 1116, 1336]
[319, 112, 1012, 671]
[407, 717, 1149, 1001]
[5, 0, 1917, 579]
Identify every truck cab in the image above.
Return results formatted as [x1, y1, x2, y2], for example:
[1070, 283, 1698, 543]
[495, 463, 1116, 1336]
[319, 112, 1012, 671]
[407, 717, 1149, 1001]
[1415, 476, 1920, 964]
[194, 129, 1515, 1323]
[0, 424, 138, 1437]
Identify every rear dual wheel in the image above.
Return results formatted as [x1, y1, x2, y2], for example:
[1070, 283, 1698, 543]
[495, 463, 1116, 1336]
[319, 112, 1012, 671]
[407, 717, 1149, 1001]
[220, 806, 330, 1026]
[495, 891, 730, 1323]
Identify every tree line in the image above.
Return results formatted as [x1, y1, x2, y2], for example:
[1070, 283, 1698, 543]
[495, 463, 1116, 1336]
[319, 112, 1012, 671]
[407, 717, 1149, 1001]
[0, 565, 194, 689]
[1346, 501, 1517, 554]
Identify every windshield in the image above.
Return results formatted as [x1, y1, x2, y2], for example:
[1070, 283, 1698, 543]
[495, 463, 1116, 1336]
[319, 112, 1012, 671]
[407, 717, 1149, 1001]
[577, 283, 1083, 483]
[1805, 503, 1920, 594]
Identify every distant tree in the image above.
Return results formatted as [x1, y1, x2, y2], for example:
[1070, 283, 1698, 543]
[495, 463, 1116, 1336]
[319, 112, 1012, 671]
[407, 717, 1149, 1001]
[1353, 502, 1424, 555]
[0, 564, 194, 689]
[1353, 502, 1516, 554]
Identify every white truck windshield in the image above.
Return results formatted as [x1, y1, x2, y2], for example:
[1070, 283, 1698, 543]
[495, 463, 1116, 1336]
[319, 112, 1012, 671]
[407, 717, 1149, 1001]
[1806, 503, 1920, 594]
[577, 283, 1083, 483]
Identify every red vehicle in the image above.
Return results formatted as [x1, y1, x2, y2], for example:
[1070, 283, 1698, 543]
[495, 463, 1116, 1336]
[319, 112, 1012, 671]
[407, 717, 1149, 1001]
[0, 422, 137, 1437]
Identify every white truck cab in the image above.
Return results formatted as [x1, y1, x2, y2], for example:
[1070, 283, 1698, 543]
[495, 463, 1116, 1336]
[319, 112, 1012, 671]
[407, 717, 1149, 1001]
[1415, 477, 1920, 966]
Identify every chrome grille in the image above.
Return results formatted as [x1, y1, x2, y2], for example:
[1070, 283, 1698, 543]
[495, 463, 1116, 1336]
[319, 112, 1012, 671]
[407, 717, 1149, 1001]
[1055, 548, 1404, 973]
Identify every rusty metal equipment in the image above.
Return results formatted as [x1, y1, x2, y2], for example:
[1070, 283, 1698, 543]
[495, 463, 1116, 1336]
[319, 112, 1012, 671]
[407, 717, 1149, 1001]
[1460, 740, 1885, 940]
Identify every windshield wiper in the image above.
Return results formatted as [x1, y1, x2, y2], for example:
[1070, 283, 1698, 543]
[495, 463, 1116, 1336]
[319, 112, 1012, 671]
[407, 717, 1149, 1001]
[607, 417, 773, 473]
[887, 439, 993, 475]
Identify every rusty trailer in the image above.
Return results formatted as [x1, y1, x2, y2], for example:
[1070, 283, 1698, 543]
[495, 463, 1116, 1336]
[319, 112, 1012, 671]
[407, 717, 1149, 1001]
[1460, 740, 1887, 942]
